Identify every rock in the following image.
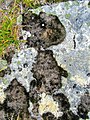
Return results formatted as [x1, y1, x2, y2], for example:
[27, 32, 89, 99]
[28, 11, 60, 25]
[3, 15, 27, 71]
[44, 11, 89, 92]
[4, 78, 31, 119]
[29, 50, 68, 119]
[80, 93, 90, 111]
[58, 110, 79, 120]
[31, 50, 67, 94]
[0, 67, 11, 77]
[0, 109, 6, 120]
[22, 12, 66, 49]
[2, 50, 15, 64]
[53, 93, 70, 111]
[42, 112, 57, 120]
[77, 93, 90, 119]
[77, 104, 89, 119]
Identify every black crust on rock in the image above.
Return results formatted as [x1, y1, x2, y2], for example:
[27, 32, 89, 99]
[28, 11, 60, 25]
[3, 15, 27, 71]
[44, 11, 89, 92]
[77, 93, 90, 119]
[29, 50, 69, 119]
[58, 110, 79, 120]
[42, 112, 57, 120]
[0, 67, 11, 77]
[80, 93, 90, 111]
[2, 50, 15, 65]
[3, 78, 31, 120]
[31, 50, 65, 94]
[53, 93, 70, 111]
[77, 104, 89, 119]
[22, 11, 66, 49]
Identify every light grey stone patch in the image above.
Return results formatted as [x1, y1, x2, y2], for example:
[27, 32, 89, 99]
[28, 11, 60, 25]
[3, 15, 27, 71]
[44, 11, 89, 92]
[0, 47, 38, 92]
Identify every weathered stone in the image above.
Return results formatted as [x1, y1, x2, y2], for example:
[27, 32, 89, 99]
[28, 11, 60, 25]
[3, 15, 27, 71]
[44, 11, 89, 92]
[42, 112, 57, 120]
[4, 78, 31, 120]
[77, 93, 90, 119]
[77, 104, 89, 119]
[58, 110, 79, 120]
[53, 93, 70, 111]
[81, 93, 90, 111]
[22, 12, 66, 49]
[0, 109, 6, 120]
[31, 50, 67, 94]
[0, 67, 11, 77]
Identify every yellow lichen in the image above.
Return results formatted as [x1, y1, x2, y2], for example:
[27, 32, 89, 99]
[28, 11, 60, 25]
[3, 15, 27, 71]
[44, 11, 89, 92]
[39, 92, 61, 118]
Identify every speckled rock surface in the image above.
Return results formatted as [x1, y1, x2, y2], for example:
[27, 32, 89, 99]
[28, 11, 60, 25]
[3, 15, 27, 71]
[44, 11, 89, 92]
[22, 11, 66, 49]
[31, 50, 67, 94]
[0, 0, 90, 120]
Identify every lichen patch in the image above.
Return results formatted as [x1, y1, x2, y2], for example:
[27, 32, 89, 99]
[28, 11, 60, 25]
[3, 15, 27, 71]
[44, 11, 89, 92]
[39, 92, 62, 118]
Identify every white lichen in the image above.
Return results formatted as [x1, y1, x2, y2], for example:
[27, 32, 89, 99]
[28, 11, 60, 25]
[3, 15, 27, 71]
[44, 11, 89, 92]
[0, 47, 38, 92]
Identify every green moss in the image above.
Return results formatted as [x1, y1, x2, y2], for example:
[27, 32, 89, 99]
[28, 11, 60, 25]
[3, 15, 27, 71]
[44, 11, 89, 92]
[3, 78, 8, 85]
[22, 0, 69, 8]
[65, 13, 71, 19]
[22, 0, 41, 8]
[87, 22, 90, 26]
[0, 2, 21, 56]
[65, 2, 70, 10]
[0, 0, 4, 4]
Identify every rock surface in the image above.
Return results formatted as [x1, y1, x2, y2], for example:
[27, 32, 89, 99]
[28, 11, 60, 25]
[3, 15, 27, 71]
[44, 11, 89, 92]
[0, 0, 90, 120]
[0, 79, 32, 120]
[22, 12, 66, 49]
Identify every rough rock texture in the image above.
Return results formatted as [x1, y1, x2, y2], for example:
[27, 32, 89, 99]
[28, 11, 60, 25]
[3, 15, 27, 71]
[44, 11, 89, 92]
[29, 50, 69, 118]
[58, 110, 79, 120]
[31, 50, 68, 94]
[77, 93, 90, 119]
[4, 78, 31, 120]
[42, 110, 79, 120]
[0, 103, 6, 120]
[53, 93, 70, 112]
[80, 93, 90, 111]
[0, 67, 11, 77]
[2, 50, 15, 64]
[42, 112, 57, 120]
[22, 12, 66, 49]
[0, 1, 90, 119]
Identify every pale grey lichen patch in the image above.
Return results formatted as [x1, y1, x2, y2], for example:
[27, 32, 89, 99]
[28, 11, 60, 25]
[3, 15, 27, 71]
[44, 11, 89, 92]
[38, 0, 90, 116]
[0, 47, 38, 92]
[41, 0, 90, 49]
[0, 59, 7, 71]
